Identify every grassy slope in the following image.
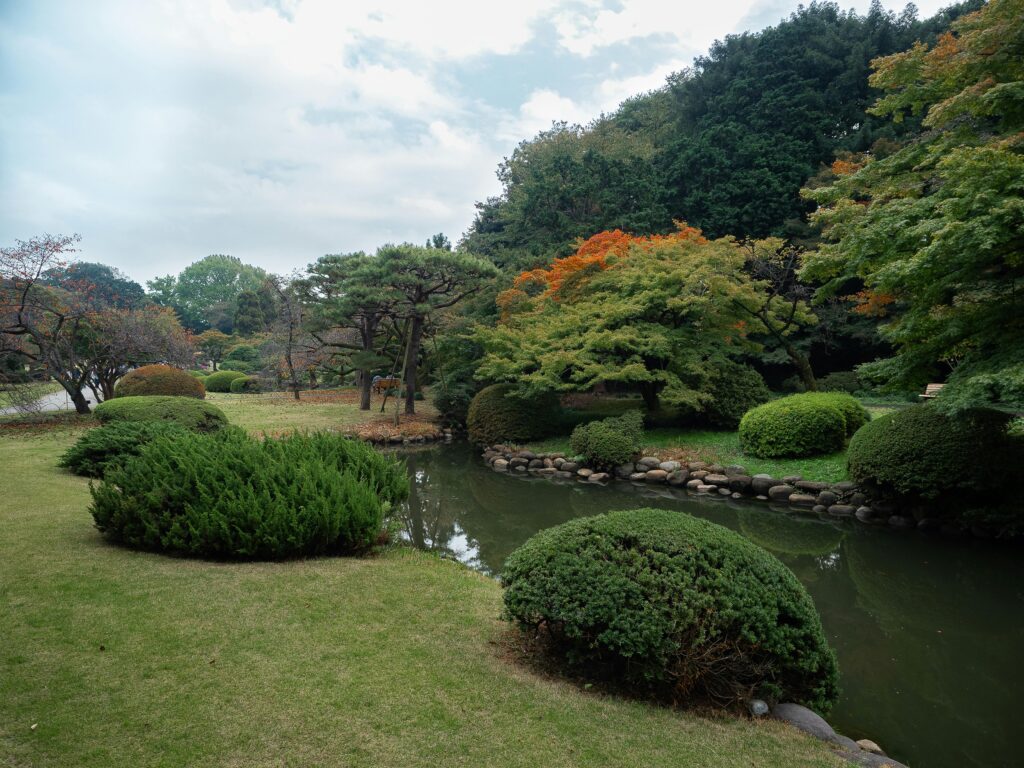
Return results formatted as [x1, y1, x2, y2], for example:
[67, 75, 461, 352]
[0, 428, 842, 768]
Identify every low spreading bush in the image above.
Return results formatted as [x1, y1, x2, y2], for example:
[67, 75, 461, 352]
[229, 375, 262, 393]
[503, 509, 839, 712]
[114, 365, 205, 399]
[59, 421, 188, 478]
[466, 384, 561, 446]
[89, 429, 408, 559]
[847, 404, 1023, 534]
[569, 410, 643, 468]
[95, 396, 228, 432]
[702, 361, 771, 429]
[204, 370, 248, 392]
[738, 394, 847, 458]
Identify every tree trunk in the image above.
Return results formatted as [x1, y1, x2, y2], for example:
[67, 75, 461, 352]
[69, 388, 91, 414]
[403, 315, 424, 415]
[359, 369, 372, 410]
[785, 343, 818, 391]
[638, 382, 660, 413]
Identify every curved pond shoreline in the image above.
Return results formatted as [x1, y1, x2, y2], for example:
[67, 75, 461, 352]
[392, 442, 1024, 768]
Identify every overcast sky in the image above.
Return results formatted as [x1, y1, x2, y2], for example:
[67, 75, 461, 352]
[0, 0, 952, 284]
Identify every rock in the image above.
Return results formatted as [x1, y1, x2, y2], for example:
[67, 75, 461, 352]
[528, 458, 544, 469]
[630, 472, 648, 482]
[535, 467, 556, 475]
[832, 481, 857, 492]
[554, 471, 574, 479]
[614, 463, 635, 479]
[796, 480, 829, 493]
[552, 457, 565, 468]
[691, 470, 709, 481]
[686, 479, 702, 489]
[848, 492, 868, 507]
[816, 491, 838, 507]
[577, 468, 593, 478]
[549, 452, 565, 459]
[771, 703, 837, 743]
[637, 456, 661, 469]
[788, 493, 817, 506]
[768, 484, 795, 501]
[516, 450, 537, 460]
[560, 462, 579, 473]
[704, 473, 730, 486]
[687, 461, 708, 471]
[724, 464, 747, 475]
[751, 474, 776, 495]
[696, 484, 715, 493]
[812, 505, 827, 515]
[783, 475, 803, 485]
[543, 457, 554, 469]
[708, 464, 725, 474]
[889, 515, 915, 530]
[667, 469, 689, 486]
[828, 504, 856, 517]
[855, 507, 874, 523]
[731, 492, 743, 499]
[657, 460, 680, 473]
[718, 488, 731, 496]
[645, 469, 668, 483]
[748, 699, 769, 717]
[728, 475, 752, 492]
[509, 457, 528, 469]
[514, 465, 527, 472]
[588, 472, 610, 483]
[857, 739, 885, 756]
[493, 459, 509, 472]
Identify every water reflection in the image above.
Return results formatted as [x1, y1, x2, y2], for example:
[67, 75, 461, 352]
[393, 443, 1024, 768]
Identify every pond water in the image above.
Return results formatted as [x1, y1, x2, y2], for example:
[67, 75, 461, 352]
[393, 443, 1024, 768]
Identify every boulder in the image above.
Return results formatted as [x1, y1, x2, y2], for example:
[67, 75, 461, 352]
[724, 464, 747, 475]
[832, 481, 857, 493]
[687, 461, 708, 471]
[718, 488, 731, 496]
[728, 475, 752, 492]
[782, 475, 803, 485]
[795, 480, 829, 493]
[667, 469, 689, 486]
[812, 505, 827, 515]
[855, 507, 875, 523]
[848, 492, 868, 507]
[696, 484, 715, 493]
[588, 472, 610, 483]
[637, 456, 661, 469]
[768, 484, 795, 501]
[554, 471, 575, 479]
[751, 474, 776, 495]
[686, 479, 702, 490]
[788, 493, 817, 506]
[629, 472, 648, 482]
[542, 457, 555, 468]
[645, 469, 668, 483]
[516, 450, 537, 460]
[856, 739, 885, 756]
[691, 470, 709, 481]
[708, 464, 725, 474]
[828, 504, 856, 517]
[770, 703, 837, 743]
[560, 462, 579, 473]
[577, 468, 593, 478]
[817, 491, 838, 507]
[658, 460, 681, 473]
[552, 457, 565, 468]
[528, 458, 544, 469]
[748, 699, 769, 717]
[704, 473, 730, 486]
[493, 459, 509, 472]
[614, 463, 635, 479]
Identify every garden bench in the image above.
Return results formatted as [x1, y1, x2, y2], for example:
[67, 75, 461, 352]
[919, 383, 945, 399]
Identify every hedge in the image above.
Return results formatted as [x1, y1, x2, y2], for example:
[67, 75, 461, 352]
[59, 421, 189, 478]
[502, 509, 839, 712]
[95, 396, 228, 432]
[204, 370, 248, 392]
[114, 365, 205, 399]
[89, 429, 409, 560]
[738, 394, 848, 458]
[569, 410, 643, 468]
[466, 384, 561, 446]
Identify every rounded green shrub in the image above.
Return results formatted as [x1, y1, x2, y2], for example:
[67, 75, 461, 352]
[702, 361, 771, 429]
[219, 360, 255, 373]
[89, 429, 409, 560]
[502, 509, 839, 712]
[466, 384, 561, 446]
[739, 394, 847, 458]
[801, 392, 870, 436]
[114, 365, 205, 399]
[229, 375, 262, 394]
[819, 371, 862, 394]
[847, 404, 1022, 532]
[95, 396, 228, 432]
[204, 370, 248, 392]
[569, 410, 643, 468]
[188, 370, 208, 378]
[59, 421, 188, 478]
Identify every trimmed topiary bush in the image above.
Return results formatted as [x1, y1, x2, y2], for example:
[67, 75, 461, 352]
[466, 384, 561, 446]
[188, 370, 208, 378]
[847, 404, 1023, 533]
[89, 428, 408, 560]
[569, 410, 643, 468]
[204, 370, 248, 392]
[229, 375, 262, 393]
[59, 421, 188, 478]
[95, 396, 228, 432]
[114, 365, 205, 399]
[739, 394, 847, 458]
[702, 361, 771, 429]
[801, 392, 870, 436]
[502, 509, 839, 712]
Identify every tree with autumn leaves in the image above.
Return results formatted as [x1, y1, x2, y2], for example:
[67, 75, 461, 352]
[803, 0, 1024, 410]
[478, 226, 810, 413]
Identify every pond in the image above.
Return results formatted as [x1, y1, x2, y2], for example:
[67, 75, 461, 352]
[393, 443, 1024, 768]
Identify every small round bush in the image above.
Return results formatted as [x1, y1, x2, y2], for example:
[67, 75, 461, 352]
[229, 375, 262, 393]
[503, 509, 839, 712]
[569, 411, 643, 468]
[89, 429, 409, 560]
[739, 394, 847, 458]
[432, 383, 475, 428]
[466, 383, 561, 446]
[59, 421, 188, 478]
[204, 370, 248, 392]
[802, 392, 870, 436]
[114, 365, 205, 399]
[702, 361, 771, 429]
[188, 370, 208, 378]
[95, 396, 228, 432]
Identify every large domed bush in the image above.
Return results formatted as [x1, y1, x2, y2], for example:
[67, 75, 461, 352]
[738, 393, 848, 458]
[502, 508, 839, 712]
[89, 428, 408, 560]
[59, 421, 188, 478]
[802, 392, 870, 436]
[95, 395, 228, 432]
[466, 383, 561, 445]
[114, 365, 205, 399]
[702, 361, 771, 429]
[204, 369, 248, 392]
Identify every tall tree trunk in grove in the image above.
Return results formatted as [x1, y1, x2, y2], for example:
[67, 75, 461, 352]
[403, 314, 424, 415]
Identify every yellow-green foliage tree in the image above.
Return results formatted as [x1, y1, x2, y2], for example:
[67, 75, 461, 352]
[803, 0, 1024, 410]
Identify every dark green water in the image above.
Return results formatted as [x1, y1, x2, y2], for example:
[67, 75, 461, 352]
[393, 443, 1024, 768]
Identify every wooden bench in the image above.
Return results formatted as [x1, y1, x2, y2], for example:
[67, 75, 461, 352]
[372, 377, 401, 395]
[919, 383, 945, 399]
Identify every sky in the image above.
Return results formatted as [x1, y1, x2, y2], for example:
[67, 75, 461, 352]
[0, 0, 953, 284]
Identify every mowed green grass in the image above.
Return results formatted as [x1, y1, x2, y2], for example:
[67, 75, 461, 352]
[0, 428, 842, 768]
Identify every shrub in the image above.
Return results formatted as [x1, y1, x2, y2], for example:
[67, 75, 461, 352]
[432, 383, 475, 429]
[569, 410, 644, 468]
[59, 421, 188, 478]
[503, 509, 839, 712]
[466, 384, 561, 446]
[188, 370, 208, 378]
[738, 394, 847, 458]
[229, 375, 262, 393]
[204, 370, 248, 392]
[90, 429, 408, 560]
[95, 396, 228, 432]
[114, 365, 205, 399]
[219, 360, 255, 373]
[818, 371, 862, 394]
[802, 392, 870, 436]
[847, 404, 1023, 533]
[702, 361, 771, 429]
[225, 344, 261, 365]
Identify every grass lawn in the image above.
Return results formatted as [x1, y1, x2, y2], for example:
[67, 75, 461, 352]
[0, 424, 842, 767]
